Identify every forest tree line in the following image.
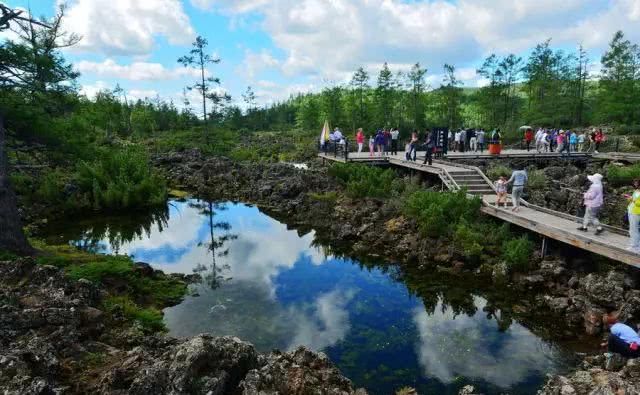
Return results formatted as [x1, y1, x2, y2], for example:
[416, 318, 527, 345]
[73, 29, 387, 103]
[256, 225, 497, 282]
[230, 31, 640, 137]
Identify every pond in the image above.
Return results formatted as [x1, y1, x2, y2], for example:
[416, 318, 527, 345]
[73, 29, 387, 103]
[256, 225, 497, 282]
[44, 198, 583, 395]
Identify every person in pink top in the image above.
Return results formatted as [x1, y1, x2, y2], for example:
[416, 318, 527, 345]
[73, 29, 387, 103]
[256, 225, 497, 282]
[578, 173, 604, 235]
[356, 128, 365, 153]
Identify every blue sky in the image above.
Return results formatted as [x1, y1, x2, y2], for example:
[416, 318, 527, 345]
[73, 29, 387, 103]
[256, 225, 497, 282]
[3, 0, 640, 113]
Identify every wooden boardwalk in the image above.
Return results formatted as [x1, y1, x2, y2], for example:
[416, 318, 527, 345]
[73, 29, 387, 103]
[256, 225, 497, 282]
[318, 151, 639, 267]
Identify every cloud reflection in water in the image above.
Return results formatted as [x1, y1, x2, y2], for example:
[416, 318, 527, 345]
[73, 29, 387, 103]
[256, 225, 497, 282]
[413, 296, 560, 388]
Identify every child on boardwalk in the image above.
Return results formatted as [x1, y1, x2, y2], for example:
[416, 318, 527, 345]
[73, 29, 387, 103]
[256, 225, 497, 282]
[495, 176, 508, 207]
[368, 135, 375, 157]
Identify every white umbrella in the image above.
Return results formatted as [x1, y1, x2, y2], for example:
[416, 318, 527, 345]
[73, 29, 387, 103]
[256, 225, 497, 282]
[519, 125, 533, 130]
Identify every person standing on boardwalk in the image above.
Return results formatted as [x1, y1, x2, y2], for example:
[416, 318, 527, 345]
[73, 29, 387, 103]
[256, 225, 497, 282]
[477, 129, 485, 153]
[524, 128, 534, 152]
[459, 129, 467, 152]
[494, 176, 508, 208]
[409, 130, 419, 161]
[375, 129, 385, 156]
[595, 129, 605, 154]
[469, 129, 477, 152]
[368, 135, 375, 157]
[569, 131, 578, 153]
[422, 132, 434, 166]
[588, 129, 597, 153]
[383, 128, 392, 155]
[390, 127, 400, 155]
[578, 173, 604, 235]
[578, 131, 586, 152]
[507, 167, 528, 212]
[356, 128, 365, 153]
[625, 179, 640, 253]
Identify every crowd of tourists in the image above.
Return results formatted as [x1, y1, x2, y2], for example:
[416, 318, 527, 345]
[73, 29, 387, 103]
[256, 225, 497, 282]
[493, 168, 640, 254]
[529, 127, 606, 154]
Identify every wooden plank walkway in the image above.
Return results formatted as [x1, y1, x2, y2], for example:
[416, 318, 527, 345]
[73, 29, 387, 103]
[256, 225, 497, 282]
[318, 151, 639, 266]
[593, 152, 640, 163]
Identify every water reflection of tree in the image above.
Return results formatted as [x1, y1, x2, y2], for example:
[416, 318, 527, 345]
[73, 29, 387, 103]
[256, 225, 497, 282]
[190, 201, 238, 290]
[67, 207, 170, 254]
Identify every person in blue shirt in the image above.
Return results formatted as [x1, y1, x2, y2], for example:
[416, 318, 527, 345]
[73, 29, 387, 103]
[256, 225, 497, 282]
[605, 314, 640, 358]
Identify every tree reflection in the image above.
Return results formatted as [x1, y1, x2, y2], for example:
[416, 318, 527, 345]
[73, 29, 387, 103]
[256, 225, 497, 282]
[58, 206, 170, 254]
[190, 201, 237, 290]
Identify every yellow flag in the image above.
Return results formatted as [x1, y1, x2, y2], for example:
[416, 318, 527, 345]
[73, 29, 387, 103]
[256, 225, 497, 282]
[320, 120, 330, 144]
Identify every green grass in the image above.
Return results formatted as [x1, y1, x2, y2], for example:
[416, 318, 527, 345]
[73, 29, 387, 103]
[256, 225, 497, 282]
[65, 256, 133, 282]
[103, 296, 166, 333]
[607, 163, 640, 187]
[308, 191, 338, 203]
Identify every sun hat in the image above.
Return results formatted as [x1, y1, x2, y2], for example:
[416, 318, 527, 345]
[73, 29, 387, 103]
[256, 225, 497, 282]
[587, 173, 603, 183]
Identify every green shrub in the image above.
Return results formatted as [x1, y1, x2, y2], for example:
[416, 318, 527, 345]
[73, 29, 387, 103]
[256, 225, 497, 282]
[453, 221, 484, 259]
[403, 190, 481, 237]
[486, 164, 511, 180]
[0, 250, 18, 261]
[607, 164, 640, 187]
[329, 163, 397, 199]
[75, 146, 166, 210]
[103, 296, 166, 332]
[9, 173, 33, 196]
[502, 236, 534, 269]
[35, 170, 67, 204]
[527, 169, 548, 190]
[229, 147, 261, 162]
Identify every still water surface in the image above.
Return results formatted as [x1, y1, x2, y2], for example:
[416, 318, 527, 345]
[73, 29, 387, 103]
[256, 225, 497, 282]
[46, 199, 579, 394]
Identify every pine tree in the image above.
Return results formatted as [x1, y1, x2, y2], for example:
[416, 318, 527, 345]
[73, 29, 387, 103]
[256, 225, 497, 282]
[406, 63, 427, 129]
[598, 31, 640, 124]
[375, 62, 393, 127]
[350, 67, 369, 127]
[178, 36, 221, 144]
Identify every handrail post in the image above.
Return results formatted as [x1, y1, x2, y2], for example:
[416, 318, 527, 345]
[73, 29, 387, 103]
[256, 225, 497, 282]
[345, 140, 349, 161]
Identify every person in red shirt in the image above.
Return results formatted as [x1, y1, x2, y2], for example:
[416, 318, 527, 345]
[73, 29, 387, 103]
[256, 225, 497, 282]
[524, 128, 534, 152]
[594, 129, 605, 153]
[355, 128, 365, 153]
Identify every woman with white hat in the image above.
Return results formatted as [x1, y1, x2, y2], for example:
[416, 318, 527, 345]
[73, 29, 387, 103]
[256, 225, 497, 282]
[625, 179, 640, 253]
[578, 173, 604, 235]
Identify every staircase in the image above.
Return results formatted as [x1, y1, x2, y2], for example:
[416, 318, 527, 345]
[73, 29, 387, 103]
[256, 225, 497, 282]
[448, 170, 495, 195]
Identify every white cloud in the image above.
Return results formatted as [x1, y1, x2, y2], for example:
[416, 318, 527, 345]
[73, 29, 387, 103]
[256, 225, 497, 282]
[237, 48, 280, 79]
[79, 80, 111, 98]
[61, 0, 195, 55]
[204, 0, 640, 89]
[287, 289, 354, 351]
[76, 59, 202, 81]
[128, 89, 159, 101]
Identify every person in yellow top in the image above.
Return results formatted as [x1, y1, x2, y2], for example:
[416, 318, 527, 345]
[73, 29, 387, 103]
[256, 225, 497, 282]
[626, 179, 640, 253]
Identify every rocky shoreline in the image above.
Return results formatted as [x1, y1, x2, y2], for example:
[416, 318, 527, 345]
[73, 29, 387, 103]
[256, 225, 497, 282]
[154, 149, 640, 394]
[0, 258, 366, 394]
[4, 149, 639, 394]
